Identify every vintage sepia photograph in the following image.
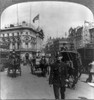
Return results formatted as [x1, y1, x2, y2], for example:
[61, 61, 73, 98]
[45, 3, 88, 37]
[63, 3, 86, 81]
[0, 0, 94, 99]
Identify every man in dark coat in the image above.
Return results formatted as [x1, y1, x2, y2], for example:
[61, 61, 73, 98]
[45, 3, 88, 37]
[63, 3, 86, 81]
[49, 57, 68, 99]
[40, 57, 47, 76]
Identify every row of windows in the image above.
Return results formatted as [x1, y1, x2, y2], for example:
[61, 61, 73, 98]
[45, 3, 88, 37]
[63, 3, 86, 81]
[0, 32, 20, 37]
[0, 31, 33, 38]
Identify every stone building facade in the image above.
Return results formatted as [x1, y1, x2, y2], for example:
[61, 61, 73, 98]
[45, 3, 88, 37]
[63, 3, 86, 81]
[0, 24, 44, 59]
[68, 25, 92, 50]
[89, 27, 94, 44]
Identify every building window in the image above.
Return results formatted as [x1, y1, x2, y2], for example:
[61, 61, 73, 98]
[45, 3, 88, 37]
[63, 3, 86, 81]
[1, 34, 3, 37]
[4, 33, 7, 37]
[20, 32, 22, 34]
[17, 32, 19, 36]
[26, 32, 28, 35]
[7, 33, 9, 37]
[12, 43, 15, 45]
[3, 34, 4, 37]
[10, 33, 12, 36]
[14, 32, 17, 36]
[25, 42, 28, 46]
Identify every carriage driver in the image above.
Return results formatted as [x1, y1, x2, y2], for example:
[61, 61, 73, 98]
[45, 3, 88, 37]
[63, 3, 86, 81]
[49, 56, 68, 99]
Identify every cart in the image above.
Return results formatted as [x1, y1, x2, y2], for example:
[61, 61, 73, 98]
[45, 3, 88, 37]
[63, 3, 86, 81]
[7, 51, 21, 77]
[31, 57, 48, 76]
[31, 57, 41, 74]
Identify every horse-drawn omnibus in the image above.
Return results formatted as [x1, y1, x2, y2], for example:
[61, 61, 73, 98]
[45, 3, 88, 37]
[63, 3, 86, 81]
[58, 50, 83, 88]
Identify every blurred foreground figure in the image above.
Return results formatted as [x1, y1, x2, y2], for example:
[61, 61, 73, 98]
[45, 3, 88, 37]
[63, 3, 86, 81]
[49, 57, 68, 99]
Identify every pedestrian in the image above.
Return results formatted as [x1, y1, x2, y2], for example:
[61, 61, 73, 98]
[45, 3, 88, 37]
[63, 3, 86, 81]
[86, 61, 94, 83]
[30, 58, 34, 74]
[49, 56, 68, 99]
[40, 57, 46, 77]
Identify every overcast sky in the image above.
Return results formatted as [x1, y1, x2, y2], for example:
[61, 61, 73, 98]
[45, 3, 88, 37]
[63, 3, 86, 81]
[1, 1, 94, 39]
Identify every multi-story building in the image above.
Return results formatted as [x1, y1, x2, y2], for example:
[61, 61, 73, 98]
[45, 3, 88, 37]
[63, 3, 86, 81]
[89, 27, 94, 44]
[75, 27, 83, 49]
[0, 22, 44, 59]
[68, 25, 92, 49]
[68, 27, 83, 49]
[82, 25, 91, 47]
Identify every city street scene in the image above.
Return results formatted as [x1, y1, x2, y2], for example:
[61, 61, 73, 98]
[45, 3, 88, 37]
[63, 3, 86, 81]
[0, 1, 94, 99]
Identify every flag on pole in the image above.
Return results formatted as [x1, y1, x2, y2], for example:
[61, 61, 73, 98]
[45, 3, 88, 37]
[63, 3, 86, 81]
[33, 14, 39, 23]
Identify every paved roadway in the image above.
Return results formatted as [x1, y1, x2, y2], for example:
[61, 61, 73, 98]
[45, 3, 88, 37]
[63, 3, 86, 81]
[0, 64, 94, 99]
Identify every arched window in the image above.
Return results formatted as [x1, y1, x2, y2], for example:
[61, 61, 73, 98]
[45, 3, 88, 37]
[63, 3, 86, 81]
[3, 34, 4, 37]
[25, 42, 28, 46]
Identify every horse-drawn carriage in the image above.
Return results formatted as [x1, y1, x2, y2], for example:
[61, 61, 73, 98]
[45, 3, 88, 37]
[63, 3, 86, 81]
[0, 50, 9, 71]
[58, 51, 83, 88]
[31, 56, 41, 74]
[7, 50, 21, 77]
[31, 56, 49, 76]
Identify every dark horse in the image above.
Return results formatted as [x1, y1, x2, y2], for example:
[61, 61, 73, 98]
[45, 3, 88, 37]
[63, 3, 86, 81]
[40, 57, 48, 77]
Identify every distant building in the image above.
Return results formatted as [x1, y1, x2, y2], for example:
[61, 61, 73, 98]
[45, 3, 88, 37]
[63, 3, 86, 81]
[68, 27, 83, 49]
[89, 27, 94, 44]
[45, 37, 74, 57]
[82, 25, 91, 47]
[0, 23, 44, 59]
[75, 27, 83, 49]
[53, 38, 69, 52]
[68, 25, 92, 49]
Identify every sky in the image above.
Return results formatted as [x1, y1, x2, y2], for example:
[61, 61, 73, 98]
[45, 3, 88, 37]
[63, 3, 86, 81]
[1, 1, 94, 40]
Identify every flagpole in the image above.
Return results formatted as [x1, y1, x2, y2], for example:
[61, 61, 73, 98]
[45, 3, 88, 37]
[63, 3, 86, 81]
[38, 14, 40, 30]
[29, 3, 31, 27]
[57, 30, 58, 39]
[17, 4, 19, 25]
[57, 24, 58, 38]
